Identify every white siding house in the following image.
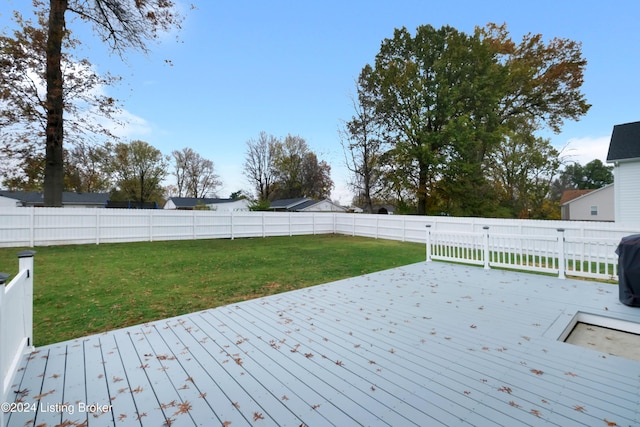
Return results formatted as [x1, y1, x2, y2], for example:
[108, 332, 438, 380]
[606, 121, 640, 224]
[0, 195, 20, 207]
[561, 184, 614, 221]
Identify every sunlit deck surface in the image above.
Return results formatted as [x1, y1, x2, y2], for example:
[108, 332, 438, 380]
[5, 262, 640, 426]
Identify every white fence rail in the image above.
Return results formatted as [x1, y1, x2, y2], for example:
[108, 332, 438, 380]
[0, 251, 35, 418]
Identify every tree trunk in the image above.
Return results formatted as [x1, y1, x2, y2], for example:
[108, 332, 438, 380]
[417, 162, 429, 215]
[44, 0, 68, 207]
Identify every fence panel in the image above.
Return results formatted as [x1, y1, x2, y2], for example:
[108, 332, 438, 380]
[489, 233, 559, 275]
[0, 252, 34, 409]
[564, 237, 619, 280]
[429, 231, 485, 266]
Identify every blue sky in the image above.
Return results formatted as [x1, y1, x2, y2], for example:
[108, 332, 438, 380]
[2, 1, 639, 203]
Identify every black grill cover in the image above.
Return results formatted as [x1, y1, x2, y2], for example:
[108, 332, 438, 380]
[616, 234, 640, 307]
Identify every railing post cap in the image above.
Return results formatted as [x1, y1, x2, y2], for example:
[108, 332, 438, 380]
[0, 272, 10, 284]
[18, 250, 36, 258]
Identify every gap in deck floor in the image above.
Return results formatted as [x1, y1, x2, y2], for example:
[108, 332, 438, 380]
[565, 322, 640, 361]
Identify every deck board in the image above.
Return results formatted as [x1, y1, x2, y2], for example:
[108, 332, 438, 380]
[4, 261, 640, 426]
[61, 342, 89, 426]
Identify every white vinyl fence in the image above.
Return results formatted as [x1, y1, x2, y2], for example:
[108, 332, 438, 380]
[0, 207, 638, 281]
[0, 250, 35, 421]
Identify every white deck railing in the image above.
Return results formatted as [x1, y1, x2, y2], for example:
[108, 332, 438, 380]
[426, 227, 620, 281]
[0, 251, 35, 415]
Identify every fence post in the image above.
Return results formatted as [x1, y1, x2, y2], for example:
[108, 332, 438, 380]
[148, 211, 153, 242]
[18, 250, 35, 349]
[483, 226, 490, 270]
[425, 225, 432, 262]
[352, 215, 356, 237]
[557, 228, 566, 279]
[96, 209, 101, 245]
[29, 207, 35, 247]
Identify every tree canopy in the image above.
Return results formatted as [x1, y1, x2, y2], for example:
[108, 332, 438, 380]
[243, 133, 333, 202]
[108, 140, 168, 205]
[350, 23, 590, 216]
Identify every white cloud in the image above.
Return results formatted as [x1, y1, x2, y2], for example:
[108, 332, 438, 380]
[109, 110, 153, 139]
[561, 136, 611, 165]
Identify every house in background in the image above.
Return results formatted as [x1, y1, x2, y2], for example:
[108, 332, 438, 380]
[0, 191, 109, 208]
[269, 198, 346, 212]
[607, 121, 640, 223]
[560, 184, 614, 221]
[0, 194, 21, 207]
[164, 197, 250, 211]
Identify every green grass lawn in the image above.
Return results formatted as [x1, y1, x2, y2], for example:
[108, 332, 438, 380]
[0, 234, 424, 346]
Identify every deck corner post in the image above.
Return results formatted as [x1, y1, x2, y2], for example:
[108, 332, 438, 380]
[557, 228, 566, 279]
[425, 225, 432, 262]
[18, 250, 35, 350]
[482, 226, 490, 270]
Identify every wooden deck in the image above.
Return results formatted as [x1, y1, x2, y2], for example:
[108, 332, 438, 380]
[4, 262, 640, 426]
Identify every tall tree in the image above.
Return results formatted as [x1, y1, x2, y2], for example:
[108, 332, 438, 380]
[109, 140, 168, 205]
[300, 152, 333, 200]
[1, 7, 121, 189]
[243, 132, 278, 202]
[171, 147, 221, 198]
[358, 23, 589, 215]
[39, 0, 182, 206]
[340, 66, 386, 213]
[360, 25, 505, 214]
[271, 134, 333, 200]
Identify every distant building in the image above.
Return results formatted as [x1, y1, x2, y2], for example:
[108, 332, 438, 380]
[164, 197, 250, 211]
[606, 121, 640, 223]
[269, 198, 346, 212]
[0, 191, 109, 208]
[560, 184, 614, 221]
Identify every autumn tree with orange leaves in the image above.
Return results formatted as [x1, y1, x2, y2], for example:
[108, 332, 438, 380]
[353, 23, 590, 216]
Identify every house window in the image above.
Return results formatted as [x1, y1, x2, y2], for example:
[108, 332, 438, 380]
[591, 205, 598, 216]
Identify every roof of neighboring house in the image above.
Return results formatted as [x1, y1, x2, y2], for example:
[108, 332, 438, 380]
[607, 121, 640, 162]
[269, 198, 346, 212]
[166, 197, 240, 208]
[560, 184, 614, 206]
[0, 191, 109, 206]
[269, 198, 311, 210]
[560, 189, 593, 205]
[291, 199, 321, 210]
